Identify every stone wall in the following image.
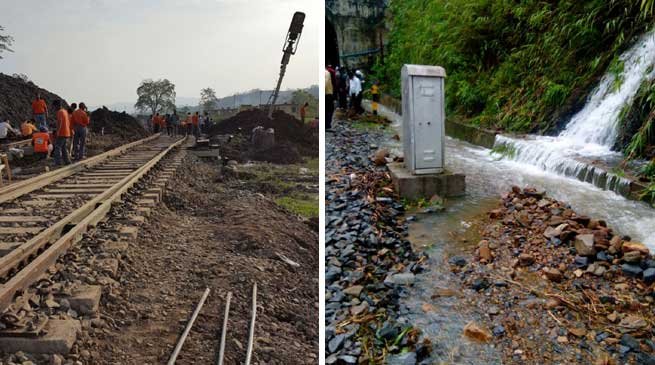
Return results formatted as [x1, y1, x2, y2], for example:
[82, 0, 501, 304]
[326, 0, 388, 70]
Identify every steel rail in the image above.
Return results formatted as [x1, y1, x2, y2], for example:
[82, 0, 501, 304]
[0, 136, 185, 311]
[0, 134, 161, 205]
[244, 283, 257, 365]
[215, 291, 232, 365]
[167, 287, 211, 365]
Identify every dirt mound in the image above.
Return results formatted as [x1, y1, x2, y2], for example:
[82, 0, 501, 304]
[0, 73, 68, 126]
[208, 109, 317, 155]
[89, 107, 148, 141]
[251, 142, 302, 164]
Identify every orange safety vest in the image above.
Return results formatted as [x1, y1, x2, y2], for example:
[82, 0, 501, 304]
[192, 114, 199, 126]
[33, 132, 49, 152]
[56, 109, 72, 137]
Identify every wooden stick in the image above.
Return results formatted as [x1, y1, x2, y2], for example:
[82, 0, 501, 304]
[167, 287, 211, 365]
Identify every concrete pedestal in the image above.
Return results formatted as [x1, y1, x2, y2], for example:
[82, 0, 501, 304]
[388, 162, 465, 199]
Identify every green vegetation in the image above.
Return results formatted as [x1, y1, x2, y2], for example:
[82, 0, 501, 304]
[275, 195, 318, 218]
[374, 1, 654, 134]
[491, 143, 517, 160]
[239, 158, 319, 218]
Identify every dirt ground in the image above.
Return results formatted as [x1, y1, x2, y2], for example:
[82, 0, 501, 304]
[76, 156, 319, 364]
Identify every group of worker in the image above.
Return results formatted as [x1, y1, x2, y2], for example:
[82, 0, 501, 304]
[0, 94, 91, 166]
[325, 65, 378, 130]
[150, 111, 210, 139]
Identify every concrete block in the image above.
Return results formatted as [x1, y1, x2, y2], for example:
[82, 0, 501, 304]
[119, 226, 138, 239]
[129, 215, 146, 225]
[388, 162, 465, 200]
[0, 319, 80, 354]
[137, 207, 152, 217]
[138, 199, 156, 208]
[65, 285, 102, 315]
[97, 258, 119, 277]
[103, 240, 128, 252]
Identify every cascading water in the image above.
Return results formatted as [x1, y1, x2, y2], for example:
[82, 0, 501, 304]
[494, 30, 655, 194]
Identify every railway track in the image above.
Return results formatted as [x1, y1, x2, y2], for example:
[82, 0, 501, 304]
[0, 134, 186, 315]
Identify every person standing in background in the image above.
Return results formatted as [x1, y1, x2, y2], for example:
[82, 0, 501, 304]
[349, 72, 362, 115]
[300, 102, 309, 123]
[71, 102, 90, 161]
[32, 94, 48, 130]
[52, 100, 72, 166]
[325, 69, 334, 131]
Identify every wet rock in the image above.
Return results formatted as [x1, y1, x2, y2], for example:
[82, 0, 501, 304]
[385, 351, 417, 365]
[644, 268, 655, 284]
[622, 241, 649, 255]
[448, 256, 467, 267]
[620, 334, 640, 351]
[328, 334, 346, 353]
[378, 322, 400, 341]
[518, 253, 535, 266]
[478, 240, 492, 262]
[338, 355, 357, 364]
[574, 234, 596, 256]
[623, 251, 642, 264]
[493, 325, 506, 337]
[471, 277, 490, 291]
[621, 264, 643, 277]
[574, 256, 589, 268]
[343, 285, 363, 297]
[543, 267, 563, 282]
[385, 273, 415, 285]
[463, 321, 492, 342]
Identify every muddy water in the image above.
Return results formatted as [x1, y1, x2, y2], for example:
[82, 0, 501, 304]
[366, 103, 655, 363]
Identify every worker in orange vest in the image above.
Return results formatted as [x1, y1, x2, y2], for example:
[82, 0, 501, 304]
[21, 120, 37, 137]
[32, 94, 48, 130]
[192, 112, 200, 139]
[53, 100, 72, 166]
[184, 112, 192, 136]
[32, 126, 51, 159]
[299, 102, 309, 123]
[71, 102, 90, 161]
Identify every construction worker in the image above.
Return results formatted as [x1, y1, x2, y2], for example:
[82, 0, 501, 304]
[192, 112, 200, 139]
[0, 119, 19, 143]
[32, 126, 51, 160]
[32, 94, 48, 130]
[371, 81, 380, 115]
[300, 102, 309, 123]
[170, 110, 180, 136]
[21, 120, 37, 137]
[325, 69, 334, 131]
[52, 100, 72, 166]
[184, 112, 192, 136]
[71, 102, 90, 161]
[152, 113, 161, 133]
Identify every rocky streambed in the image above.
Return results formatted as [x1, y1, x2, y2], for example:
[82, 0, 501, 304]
[325, 124, 429, 364]
[444, 186, 655, 364]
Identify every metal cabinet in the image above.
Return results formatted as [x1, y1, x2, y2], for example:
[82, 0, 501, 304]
[401, 64, 446, 175]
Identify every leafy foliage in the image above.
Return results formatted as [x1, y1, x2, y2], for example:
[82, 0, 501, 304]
[375, 0, 653, 133]
[135, 79, 176, 115]
[290, 89, 318, 120]
[0, 25, 13, 59]
[199, 87, 218, 112]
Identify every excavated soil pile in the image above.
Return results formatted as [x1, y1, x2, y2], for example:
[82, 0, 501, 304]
[90, 107, 148, 143]
[0, 73, 68, 127]
[208, 109, 317, 157]
[251, 142, 302, 164]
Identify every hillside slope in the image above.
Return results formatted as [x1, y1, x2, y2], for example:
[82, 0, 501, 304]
[0, 73, 68, 124]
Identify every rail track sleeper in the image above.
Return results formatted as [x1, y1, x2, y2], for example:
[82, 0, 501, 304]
[0, 137, 186, 310]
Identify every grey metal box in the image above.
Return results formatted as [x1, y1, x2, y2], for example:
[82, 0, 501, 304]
[401, 64, 446, 175]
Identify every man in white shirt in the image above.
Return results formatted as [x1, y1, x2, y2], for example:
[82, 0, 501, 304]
[349, 73, 362, 114]
[0, 119, 19, 142]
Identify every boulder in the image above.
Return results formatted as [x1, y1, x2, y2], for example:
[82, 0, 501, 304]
[574, 234, 596, 256]
[622, 242, 649, 256]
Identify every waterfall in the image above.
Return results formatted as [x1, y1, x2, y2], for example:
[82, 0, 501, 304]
[493, 30, 655, 195]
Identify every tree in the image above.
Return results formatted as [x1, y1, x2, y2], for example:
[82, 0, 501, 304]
[0, 25, 14, 60]
[199, 87, 218, 111]
[135, 79, 176, 115]
[290, 89, 318, 120]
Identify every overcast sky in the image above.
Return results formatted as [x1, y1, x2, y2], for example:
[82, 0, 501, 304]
[0, 0, 318, 107]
